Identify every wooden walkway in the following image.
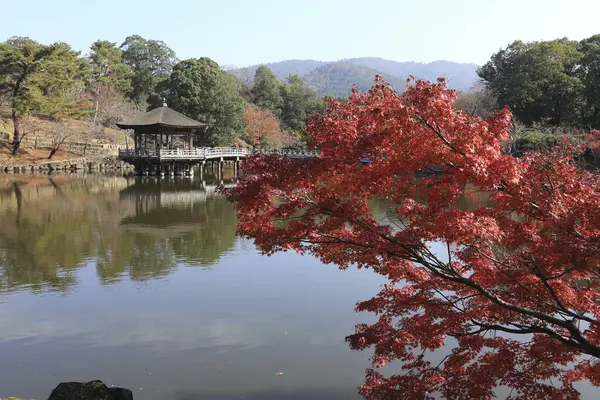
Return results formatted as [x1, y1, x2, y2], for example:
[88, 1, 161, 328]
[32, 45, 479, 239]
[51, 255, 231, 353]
[118, 147, 320, 162]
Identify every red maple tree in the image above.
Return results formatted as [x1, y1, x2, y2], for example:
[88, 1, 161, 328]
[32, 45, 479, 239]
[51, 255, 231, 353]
[224, 77, 600, 399]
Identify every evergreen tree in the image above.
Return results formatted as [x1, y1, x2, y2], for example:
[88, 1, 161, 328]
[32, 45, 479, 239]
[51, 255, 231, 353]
[0, 37, 55, 155]
[250, 66, 283, 117]
[163, 57, 246, 146]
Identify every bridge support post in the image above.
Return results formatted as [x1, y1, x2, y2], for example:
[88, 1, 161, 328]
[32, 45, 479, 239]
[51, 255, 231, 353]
[234, 157, 240, 178]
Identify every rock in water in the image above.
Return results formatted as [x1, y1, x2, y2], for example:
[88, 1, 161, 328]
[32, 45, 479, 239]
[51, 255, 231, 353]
[47, 380, 133, 400]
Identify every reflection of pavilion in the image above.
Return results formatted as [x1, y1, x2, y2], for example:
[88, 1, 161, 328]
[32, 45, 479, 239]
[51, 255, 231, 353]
[119, 177, 236, 218]
[116, 177, 239, 266]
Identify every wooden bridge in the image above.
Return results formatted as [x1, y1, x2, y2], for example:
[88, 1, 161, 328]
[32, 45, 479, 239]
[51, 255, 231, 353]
[118, 147, 321, 176]
[118, 147, 320, 162]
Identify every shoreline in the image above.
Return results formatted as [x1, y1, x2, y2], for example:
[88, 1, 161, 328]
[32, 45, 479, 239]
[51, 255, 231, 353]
[0, 155, 134, 174]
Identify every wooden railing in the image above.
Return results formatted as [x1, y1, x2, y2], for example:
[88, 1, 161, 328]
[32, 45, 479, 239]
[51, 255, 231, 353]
[256, 149, 320, 158]
[118, 147, 320, 161]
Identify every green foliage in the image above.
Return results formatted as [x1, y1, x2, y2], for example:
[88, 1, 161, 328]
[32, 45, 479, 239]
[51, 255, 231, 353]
[89, 40, 131, 96]
[279, 74, 323, 132]
[510, 129, 561, 156]
[479, 39, 584, 127]
[250, 66, 283, 117]
[120, 34, 177, 107]
[578, 34, 600, 128]
[31, 42, 91, 119]
[163, 57, 246, 145]
[0, 37, 55, 117]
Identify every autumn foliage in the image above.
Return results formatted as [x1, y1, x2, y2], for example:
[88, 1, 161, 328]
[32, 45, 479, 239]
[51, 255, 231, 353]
[243, 104, 283, 148]
[225, 77, 600, 399]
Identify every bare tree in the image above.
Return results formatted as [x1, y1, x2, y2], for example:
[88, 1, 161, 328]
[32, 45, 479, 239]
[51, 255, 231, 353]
[231, 69, 254, 101]
[95, 86, 136, 128]
[455, 83, 499, 119]
[80, 122, 104, 155]
[47, 122, 77, 159]
[20, 116, 45, 150]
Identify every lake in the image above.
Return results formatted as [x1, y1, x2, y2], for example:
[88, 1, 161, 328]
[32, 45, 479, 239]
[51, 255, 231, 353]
[2, 172, 596, 400]
[0, 171, 386, 400]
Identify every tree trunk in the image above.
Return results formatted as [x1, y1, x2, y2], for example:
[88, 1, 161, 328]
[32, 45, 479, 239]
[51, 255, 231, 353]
[12, 181, 23, 227]
[11, 110, 21, 156]
[48, 148, 57, 159]
[11, 70, 28, 157]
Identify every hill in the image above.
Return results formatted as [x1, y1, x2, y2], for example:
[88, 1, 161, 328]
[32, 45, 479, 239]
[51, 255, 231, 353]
[344, 58, 479, 92]
[303, 62, 407, 97]
[231, 58, 479, 96]
[232, 60, 328, 83]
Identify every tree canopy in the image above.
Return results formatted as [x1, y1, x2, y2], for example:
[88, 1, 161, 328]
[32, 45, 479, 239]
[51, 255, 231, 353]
[279, 74, 323, 133]
[243, 104, 283, 148]
[30, 42, 90, 119]
[89, 40, 131, 96]
[162, 57, 246, 146]
[226, 78, 600, 399]
[250, 65, 283, 117]
[120, 34, 177, 107]
[0, 37, 57, 154]
[578, 34, 600, 128]
[479, 38, 585, 127]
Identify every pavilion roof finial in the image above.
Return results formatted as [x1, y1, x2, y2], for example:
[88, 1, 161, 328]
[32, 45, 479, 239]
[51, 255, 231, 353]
[162, 98, 167, 107]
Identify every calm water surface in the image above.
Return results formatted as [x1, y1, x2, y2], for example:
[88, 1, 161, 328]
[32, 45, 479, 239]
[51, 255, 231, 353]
[0, 171, 385, 399]
[2, 173, 595, 399]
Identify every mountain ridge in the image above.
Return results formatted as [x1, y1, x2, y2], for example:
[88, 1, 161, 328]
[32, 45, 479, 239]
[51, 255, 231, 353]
[230, 57, 479, 95]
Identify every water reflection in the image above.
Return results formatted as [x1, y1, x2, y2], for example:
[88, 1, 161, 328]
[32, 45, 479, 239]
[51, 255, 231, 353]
[0, 173, 506, 400]
[0, 173, 238, 294]
[0, 172, 387, 400]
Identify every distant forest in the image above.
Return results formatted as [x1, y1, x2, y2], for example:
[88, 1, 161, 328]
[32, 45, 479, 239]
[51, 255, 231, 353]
[2, 33, 600, 158]
[231, 58, 479, 96]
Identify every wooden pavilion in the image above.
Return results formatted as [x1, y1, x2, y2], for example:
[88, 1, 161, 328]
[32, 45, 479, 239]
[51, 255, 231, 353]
[117, 105, 208, 153]
[116, 105, 212, 176]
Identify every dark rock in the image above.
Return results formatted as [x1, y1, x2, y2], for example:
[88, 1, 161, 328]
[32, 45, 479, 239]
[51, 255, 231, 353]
[47, 380, 133, 400]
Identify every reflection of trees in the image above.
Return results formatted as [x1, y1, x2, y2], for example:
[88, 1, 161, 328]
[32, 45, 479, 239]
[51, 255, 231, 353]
[0, 174, 238, 294]
[0, 173, 489, 295]
[95, 230, 177, 284]
[0, 176, 119, 293]
[169, 197, 238, 266]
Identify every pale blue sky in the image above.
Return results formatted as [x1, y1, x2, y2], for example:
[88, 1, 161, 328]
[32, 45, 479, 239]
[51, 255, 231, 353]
[3, 0, 599, 67]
